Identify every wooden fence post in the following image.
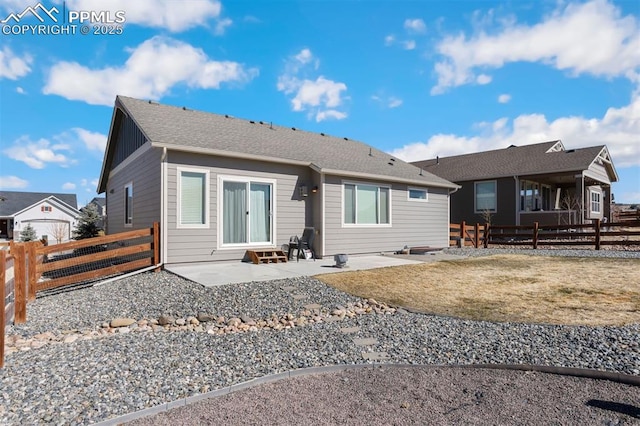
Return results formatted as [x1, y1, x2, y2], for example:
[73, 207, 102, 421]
[1, 250, 6, 368]
[460, 221, 466, 247]
[13, 244, 26, 324]
[474, 223, 480, 248]
[533, 222, 539, 249]
[594, 218, 601, 250]
[153, 222, 160, 271]
[27, 242, 37, 301]
[483, 223, 489, 248]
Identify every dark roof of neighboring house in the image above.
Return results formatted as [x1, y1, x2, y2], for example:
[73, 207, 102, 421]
[89, 197, 106, 207]
[0, 191, 78, 217]
[412, 141, 616, 182]
[99, 96, 458, 192]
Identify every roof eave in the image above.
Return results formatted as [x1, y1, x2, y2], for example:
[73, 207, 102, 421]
[317, 167, 460, 189]
[152, 143, 312, 167]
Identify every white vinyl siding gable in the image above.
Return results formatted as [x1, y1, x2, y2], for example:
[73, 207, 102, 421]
[177, 167, 209, 228]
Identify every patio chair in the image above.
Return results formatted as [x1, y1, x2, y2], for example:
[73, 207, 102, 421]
[287, 227, 316, 262]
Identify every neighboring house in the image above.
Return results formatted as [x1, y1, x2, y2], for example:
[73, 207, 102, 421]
[85, 197, 107, 229]
[97, 96, 459, 264]
[412, 140, 618, 226]
[0, 191, 80, 243]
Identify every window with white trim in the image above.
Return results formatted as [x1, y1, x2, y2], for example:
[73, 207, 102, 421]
[344, 183, 390, 225]
[408, 188, 428, 202]
[475, 181, 497, 213]
[124, 182, 133, 226]
[178, 168, 209, 228]
[591, 191, 601, 213]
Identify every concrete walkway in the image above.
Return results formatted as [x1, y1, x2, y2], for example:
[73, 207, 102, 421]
[165, 252, 463, 287]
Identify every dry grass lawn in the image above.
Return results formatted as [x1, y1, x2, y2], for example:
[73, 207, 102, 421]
[315, 255, 640, 326]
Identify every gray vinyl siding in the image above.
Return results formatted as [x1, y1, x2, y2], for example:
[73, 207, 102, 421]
[165, 151, 311, 263]
[105, 147, 161, 234]
[323, 175, 449, 255]
[311, 170, 323, 257]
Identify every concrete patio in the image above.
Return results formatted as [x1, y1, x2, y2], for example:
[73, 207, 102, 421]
[164, 252, 462, 287]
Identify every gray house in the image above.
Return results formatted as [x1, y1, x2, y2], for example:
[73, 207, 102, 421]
[97, 96, 458, 264]
[412, 140, 618, 226]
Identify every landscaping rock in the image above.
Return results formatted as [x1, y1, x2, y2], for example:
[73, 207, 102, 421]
[110, 318, 136, 328]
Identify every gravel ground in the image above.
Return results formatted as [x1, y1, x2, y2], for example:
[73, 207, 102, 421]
[1, 249, 639, 424]
[129, 366, 640, 426]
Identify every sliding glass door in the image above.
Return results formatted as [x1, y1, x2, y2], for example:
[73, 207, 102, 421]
[222, 178, 273, 246]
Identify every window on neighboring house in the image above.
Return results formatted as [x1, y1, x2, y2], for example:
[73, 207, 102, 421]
[178, 168, 209, 228]
[408, 188, 428, 202]
[344, 183, 390, 225]
[41, 206, 52, 212]
[124, 182, 133, 226]
[475, 181, 497, 213]
[591, 191, 601, 213]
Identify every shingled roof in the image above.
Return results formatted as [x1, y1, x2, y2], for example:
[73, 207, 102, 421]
[0, 191, 78, 217]
[101, 96, 457, 191]
[412, 141, 617, 182]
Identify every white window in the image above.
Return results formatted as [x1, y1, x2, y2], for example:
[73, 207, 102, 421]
[475, 181, 497, 213]
[591, 191, 601, 213]
[178, 168, 209, 228]
[344, 183, 391, 226]
[408, 188, 428, 202]
[124, 182, 133, 226]
[218, 176, 275, 247]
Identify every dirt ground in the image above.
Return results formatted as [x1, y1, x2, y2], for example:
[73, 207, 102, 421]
[128, 366, 640, 425]
[316, 255, 640, 326]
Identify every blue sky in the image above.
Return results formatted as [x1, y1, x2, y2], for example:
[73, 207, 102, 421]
[0, 0, 638, 207]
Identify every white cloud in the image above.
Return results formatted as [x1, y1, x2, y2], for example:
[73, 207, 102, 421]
[289, 77, 347, 112]
[384, 35, 395, 46]
[402, 40, 416, 50]
[43, 36, 258, 106]
[404, 18, 426, 33]
[62, 182, 76, 190]
[73, 128, 107, 152]
[431, 0, 640, 94]
[0, 175, 28, 189]
[388, 97, 403, 108]
[16, 86, 25, 94]
[498, 93, 511, 103]
[391, 92, 640, 168]
[476, 74, 492, 85]
[214, 17, 232, 35]
[316, 110, 347, 122]
[63, 0, 222, 32]
[0, 47, 32, 80]
[277, 49, 348, 122]
[3, 136, 74, 169]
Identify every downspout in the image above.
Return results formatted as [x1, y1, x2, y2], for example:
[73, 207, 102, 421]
[161, 147, 168, 264]
[514, 176, 519, 225]
[447, 186, 459, 248]
[580, 172, 585, 224]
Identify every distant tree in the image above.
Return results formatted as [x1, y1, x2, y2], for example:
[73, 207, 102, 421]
[73, 203, 102, 240]
[19, 223, 38, 242]
[48, 220, 69, 244]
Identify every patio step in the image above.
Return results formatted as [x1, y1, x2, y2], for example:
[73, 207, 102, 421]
[246, 250, 288, 264]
